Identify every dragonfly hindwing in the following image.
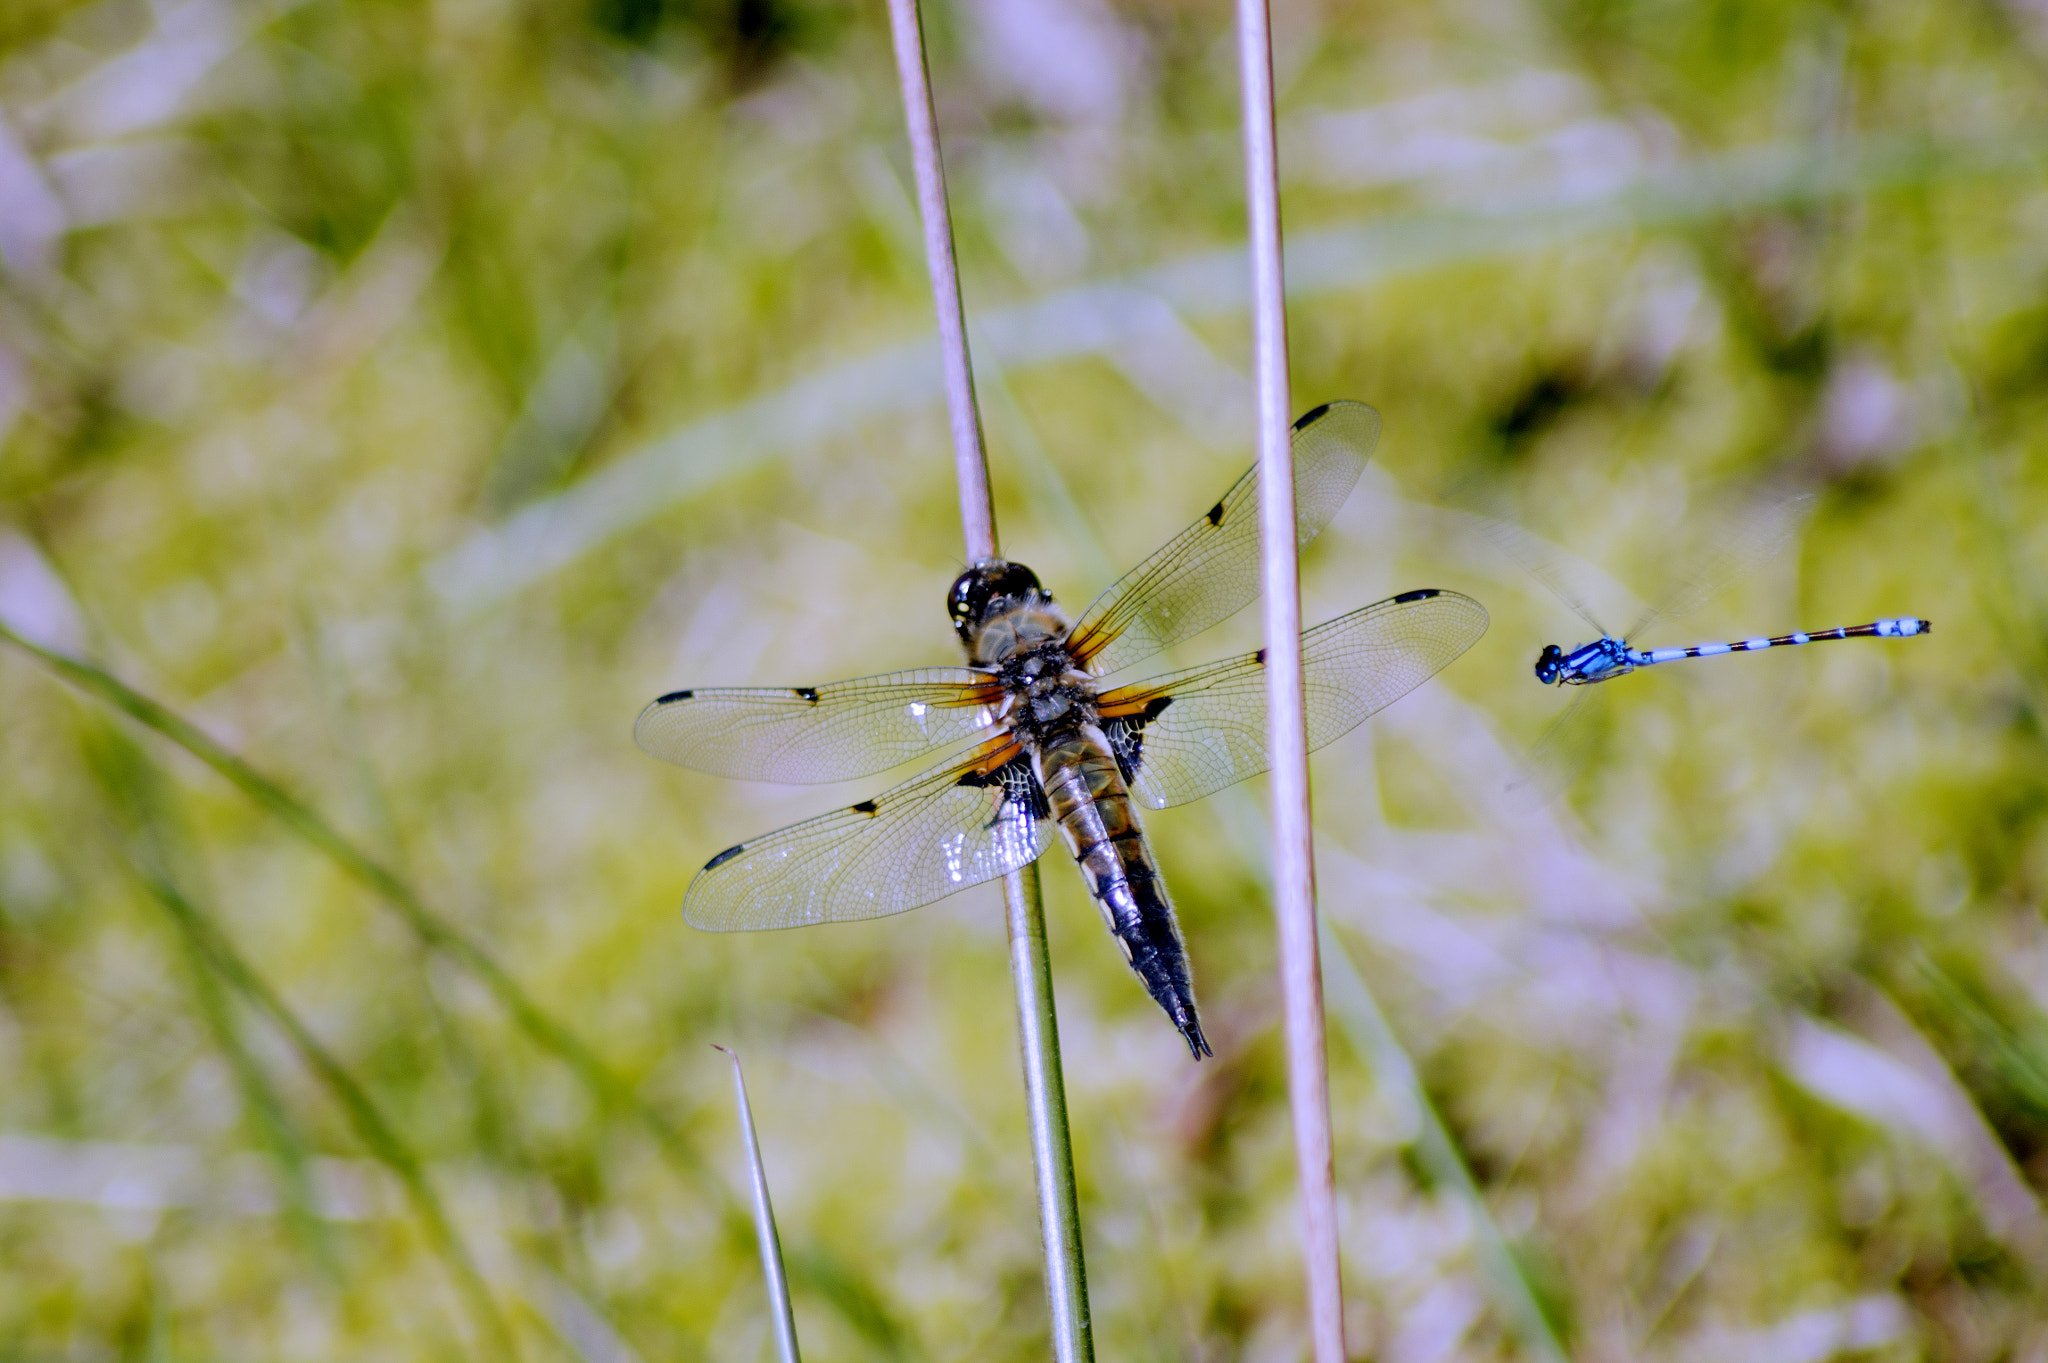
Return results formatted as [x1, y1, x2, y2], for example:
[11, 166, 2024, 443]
[1104, 697, 1174, 785]
[958, 752, 1052, 825]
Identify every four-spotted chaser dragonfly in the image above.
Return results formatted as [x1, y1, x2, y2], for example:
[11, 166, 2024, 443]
[636, 401, 1487, 1058]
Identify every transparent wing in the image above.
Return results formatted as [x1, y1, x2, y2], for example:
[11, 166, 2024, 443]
[1457, 490, 1816, 646]
[1518, 688, 1604, 803]
[682, 737, 1051, 931]
[1066, 401, 1380, 678]
[1465, 509, 1618, 638]
[634, 669, 1001, 784]
[1098, 588, 1488, 810]
[1627, 491, 1816, 641]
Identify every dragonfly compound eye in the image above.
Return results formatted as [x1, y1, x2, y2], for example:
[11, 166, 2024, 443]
[1534, 645, 1564, 685]
[989, 562, 1042, 603]
[949, 561, 1042, 622]
[946, 568, 981, 625]
[947, 560, 1045, 642]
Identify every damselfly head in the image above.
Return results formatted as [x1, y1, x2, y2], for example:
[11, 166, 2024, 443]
[1534, 644, 1566, 685]
[947, 560, 1046, 645]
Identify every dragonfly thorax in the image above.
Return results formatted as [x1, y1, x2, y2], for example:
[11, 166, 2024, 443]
[1537, 635, 1638, 686]
[988, 639, 1094, 743]
[953, 558, 1096, 743]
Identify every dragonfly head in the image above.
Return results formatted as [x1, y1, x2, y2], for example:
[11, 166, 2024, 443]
[1533, 644, 1566, 685]
[948, 559, 1046, 646]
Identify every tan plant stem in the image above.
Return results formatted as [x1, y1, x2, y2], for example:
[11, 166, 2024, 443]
[881, 1, 1093, 1356]
[1233, 0, 1347, 1353]
[884, 0, 995, 563]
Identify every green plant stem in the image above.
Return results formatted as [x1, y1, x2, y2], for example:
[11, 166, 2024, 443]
[1005, 860, 1094, 1363]
[879, 0, 1098, 1342]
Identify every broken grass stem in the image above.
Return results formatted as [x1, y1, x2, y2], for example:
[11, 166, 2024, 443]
[715, 1046, 802, 1363]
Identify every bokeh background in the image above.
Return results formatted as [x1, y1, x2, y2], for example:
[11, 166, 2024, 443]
[2, 0, 2047, 1357]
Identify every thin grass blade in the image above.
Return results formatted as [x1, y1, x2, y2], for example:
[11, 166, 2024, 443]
[1003, 859, 1094, 1363]
[132, 862, 516, 1357]
[1320, 919, 1571, 1363]
[0, 622, 921, 1359]
[76, 718, 342, 1275]
[1235, 0, 1347, 1347]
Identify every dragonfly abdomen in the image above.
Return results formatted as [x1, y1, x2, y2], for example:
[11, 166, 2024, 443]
[1035, 727, 1212, 1059]
[1635, 617, 1931, 668]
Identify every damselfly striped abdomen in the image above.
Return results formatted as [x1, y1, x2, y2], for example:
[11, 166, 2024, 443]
[1536, 616, 1931, 686]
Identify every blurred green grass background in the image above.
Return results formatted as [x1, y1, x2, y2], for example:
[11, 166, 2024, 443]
[2, 0, 2047, 1357]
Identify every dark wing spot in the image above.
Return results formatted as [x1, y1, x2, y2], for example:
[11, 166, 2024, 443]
[1140, 695, 1173, 723]
[1292, 402, 1332, 431]
[794, 686, 820, 703]
[1254, 647, 1267, 665]
[956, 769, 995, 789]
[703, 843, 745, 871]
[656, 689, 693, 704]
[850, 799, 879, 815]
[1206, 500, 1226, 527]
[1391, 588, 1441, 604]
[1000, 757, 1053, 821]
[1104, 716, 1142, 783]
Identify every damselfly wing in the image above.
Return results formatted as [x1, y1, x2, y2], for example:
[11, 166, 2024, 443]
[636, 401, 1489, 1057]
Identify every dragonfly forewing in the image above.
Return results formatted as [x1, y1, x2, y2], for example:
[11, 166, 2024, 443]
[1098, 588, 1489, 809]
[1066, 400, 1380, 678]
[635, 668, 1001, 784]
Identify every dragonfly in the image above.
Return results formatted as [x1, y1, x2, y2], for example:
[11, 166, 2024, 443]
[635, 401, 1488, 1059]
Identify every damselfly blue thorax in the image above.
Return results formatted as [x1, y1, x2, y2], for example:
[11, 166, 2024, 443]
[634, 402, 1489, 1059]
